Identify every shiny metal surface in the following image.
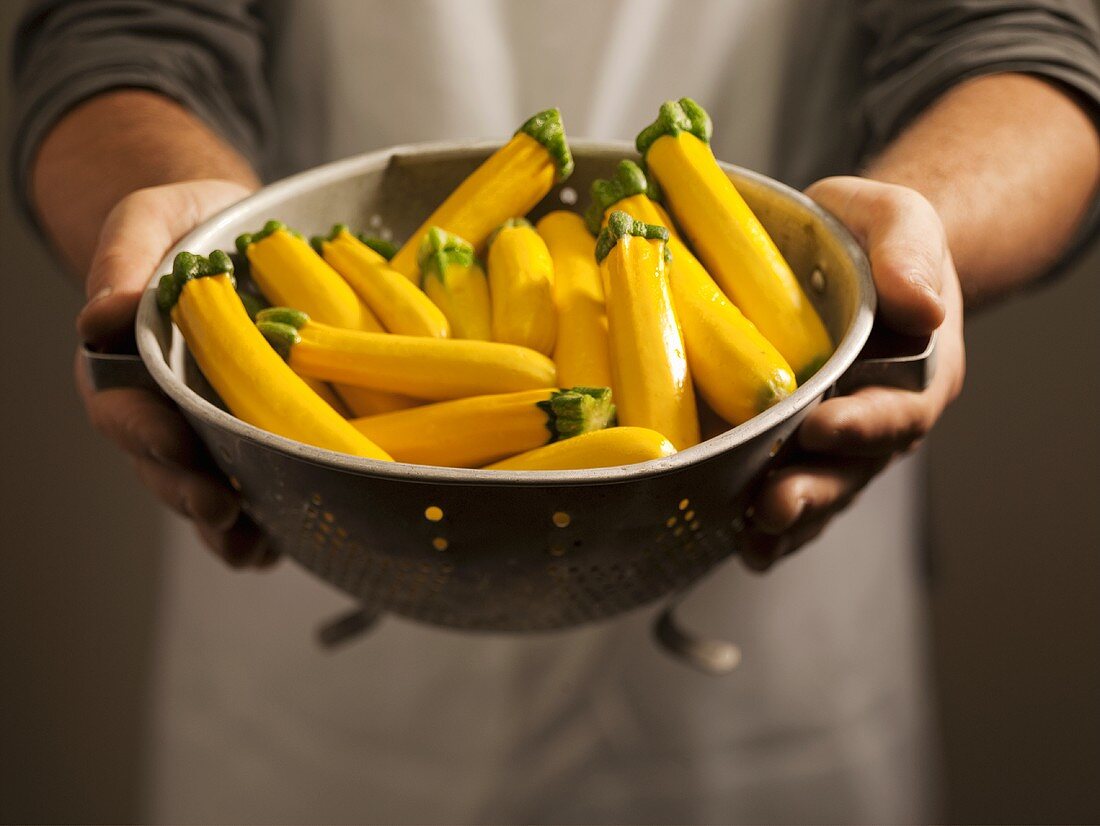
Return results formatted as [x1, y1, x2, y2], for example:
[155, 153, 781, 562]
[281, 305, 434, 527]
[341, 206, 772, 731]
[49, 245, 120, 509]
[114, 140, 900, 634]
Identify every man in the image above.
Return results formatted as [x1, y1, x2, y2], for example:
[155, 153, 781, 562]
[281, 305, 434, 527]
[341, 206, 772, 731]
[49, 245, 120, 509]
[11, 0, 1100, 822]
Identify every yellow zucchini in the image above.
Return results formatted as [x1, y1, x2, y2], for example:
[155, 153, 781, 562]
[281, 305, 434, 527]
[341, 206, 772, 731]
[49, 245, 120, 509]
[334, 385, 421, 416]
[236, 220, 409, 416]
[155, 251, 391, 460]
[236, 220, 381, 332]
[596, 212, 699, 450]
[484, 426, 675, 470]
[535, 211, 613, 388]
[418, 227, 492, 340]
[237, 283, 355, 415]
[300, 376, 350, 415]
[486, 218, 557, 355]
[589, 161, 796, 425]
[352, 386, 615, 468]
[389, 109, 574, 280]
[313, 224, 450, 338]
[637, 99, 833, 381]
[585, 158, 671, 234]
[256, 308, 557, 401]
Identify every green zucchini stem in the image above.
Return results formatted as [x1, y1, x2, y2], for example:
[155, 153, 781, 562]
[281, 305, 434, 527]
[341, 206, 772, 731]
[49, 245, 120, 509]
[156, 249, 235, 312]
[417, 226, 477, 282]
[635, 98, 713, 157]
[594, 211, 671, 264]
[538, 386, 616, 442]
[486, 217, 533, 250]
[256, 321, 301, 360]
[585, 159, 662, 234]
[309, 223, 398, 260]
[235, 219, 303, 255]
[516, 108, 574, 182]
[309, 223, 352, 255]
[255, 307, 310, 329]
[358, 234, 398, 260]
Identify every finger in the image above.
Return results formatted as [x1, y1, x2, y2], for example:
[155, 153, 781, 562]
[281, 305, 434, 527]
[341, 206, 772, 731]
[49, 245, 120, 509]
[798, 385, 935, 456]
[76, 349, 203, 466]
[83, 388, 202, 466]
[77, 180, 251, 348]
[131, 456, 240, 531]
[747, 456, 888, 536]
[740, 517, 828, 573]
[807, 176, 947, 335]
[194, 512, 272, 569]
[255, 542, 283, 569]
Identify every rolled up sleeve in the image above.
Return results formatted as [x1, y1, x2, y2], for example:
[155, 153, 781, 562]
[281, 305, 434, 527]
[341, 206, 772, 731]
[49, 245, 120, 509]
[9, 0, 275, 216]
[858, 0, 1100, 265]
[859, 0, 1100, 150]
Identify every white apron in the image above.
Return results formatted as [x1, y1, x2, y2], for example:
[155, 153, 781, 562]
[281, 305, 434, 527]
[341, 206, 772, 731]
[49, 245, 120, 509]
[147, 3, 936, 822]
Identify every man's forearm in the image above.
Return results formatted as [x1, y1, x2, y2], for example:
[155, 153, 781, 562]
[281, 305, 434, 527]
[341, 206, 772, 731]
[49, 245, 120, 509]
[864, 73, 1100, 307]
[31, 89, 260, 278]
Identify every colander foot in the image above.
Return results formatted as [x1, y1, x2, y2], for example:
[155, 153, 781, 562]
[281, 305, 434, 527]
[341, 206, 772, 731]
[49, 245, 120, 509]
[318, 606, 384, 648]
[653, 605, 741, 675]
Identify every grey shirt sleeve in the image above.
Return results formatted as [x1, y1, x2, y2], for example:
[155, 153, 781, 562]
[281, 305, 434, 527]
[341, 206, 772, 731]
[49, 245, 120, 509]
[858, 0, 1100, 153]
[9, 0, 276, 221]
[856, 0, 1100, 268]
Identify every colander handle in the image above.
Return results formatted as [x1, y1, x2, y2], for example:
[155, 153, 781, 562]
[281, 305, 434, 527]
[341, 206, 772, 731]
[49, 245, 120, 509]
[317, 605, 384, 648]
[833, 328, 937, 395]
[81, 343, 389, 649]
[81, 344, 162, 395]
[654, 600, 742, 675]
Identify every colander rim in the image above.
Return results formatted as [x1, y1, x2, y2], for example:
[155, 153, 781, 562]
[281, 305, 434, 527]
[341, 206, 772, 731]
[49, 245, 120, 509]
[135, 138, 875, 487]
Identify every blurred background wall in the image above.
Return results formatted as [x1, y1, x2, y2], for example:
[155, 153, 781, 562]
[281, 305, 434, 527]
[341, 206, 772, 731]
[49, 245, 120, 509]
[1, 2, 1098, 823]
[0, 6, 163, 822]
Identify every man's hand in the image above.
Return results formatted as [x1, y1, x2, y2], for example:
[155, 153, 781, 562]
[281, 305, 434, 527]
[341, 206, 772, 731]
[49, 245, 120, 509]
[74, 179, 276, 568]
[740, 176, 966, 571]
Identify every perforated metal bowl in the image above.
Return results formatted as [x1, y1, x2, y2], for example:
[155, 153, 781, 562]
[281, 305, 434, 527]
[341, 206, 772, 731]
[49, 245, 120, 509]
[86, 140, 933, 670]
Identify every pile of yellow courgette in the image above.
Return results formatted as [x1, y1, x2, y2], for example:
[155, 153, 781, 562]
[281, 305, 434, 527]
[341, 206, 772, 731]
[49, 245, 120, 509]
[157, 98, 832, 470]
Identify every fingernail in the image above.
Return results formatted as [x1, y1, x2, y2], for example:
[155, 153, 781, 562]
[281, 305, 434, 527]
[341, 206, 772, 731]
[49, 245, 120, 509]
[207, 497, 241, 532]
[750, 497, 808, 536]
[773, 535, 791, 559]
[87, 285, 113, 306]
[907, 271, 944, 305]
[181, 487, 239, 531]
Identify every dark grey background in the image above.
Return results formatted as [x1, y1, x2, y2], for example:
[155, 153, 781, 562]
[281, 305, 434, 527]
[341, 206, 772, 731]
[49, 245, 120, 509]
[1, 3, 1097, 822]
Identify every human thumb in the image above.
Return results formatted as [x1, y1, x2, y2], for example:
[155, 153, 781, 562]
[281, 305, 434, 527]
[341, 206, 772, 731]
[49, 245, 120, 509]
[807, 176, 947, 336]
[77, 180, 252, 349]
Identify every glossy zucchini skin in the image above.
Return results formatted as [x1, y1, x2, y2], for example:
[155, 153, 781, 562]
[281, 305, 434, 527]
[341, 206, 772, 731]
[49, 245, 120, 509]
[236, 220, 411, 416]
[536, 211, 613, 389]
[487, 218, 557, 356]
[638, 99, 833, 381]
[352, 386, 614, 468]
[597, 212, 700, 451]
[589, 169, 796, 425]
[159, 252, 392, 461]
[316, 224, 450, 338]
[389, 109, 573, 280]
[256, 308, 557, 401]
[418, 227, 492, 341]
[237, 221, 381, 332]
[484, 426, 675, 470]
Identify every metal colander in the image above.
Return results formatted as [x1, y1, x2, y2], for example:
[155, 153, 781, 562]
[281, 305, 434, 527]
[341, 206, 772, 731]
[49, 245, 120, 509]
[85, 141, 933, 672]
